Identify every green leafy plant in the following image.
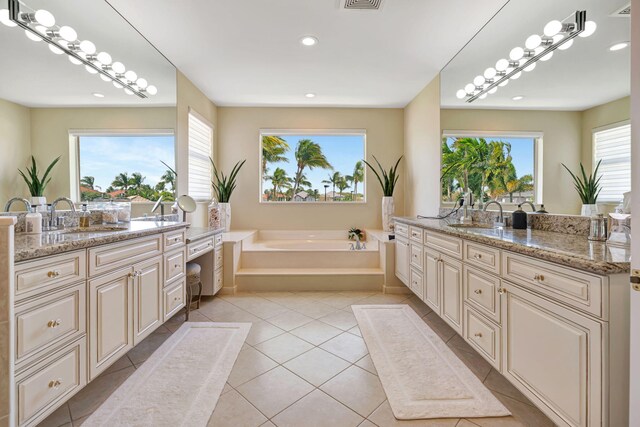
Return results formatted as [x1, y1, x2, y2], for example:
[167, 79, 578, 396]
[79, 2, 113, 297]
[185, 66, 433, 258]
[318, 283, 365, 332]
[348, 227, 364, 241]
[362, 155, 402, 197]
[18, 155, 61, 197]
[561, 160, 602, 204]
[210, 158, 246, 203]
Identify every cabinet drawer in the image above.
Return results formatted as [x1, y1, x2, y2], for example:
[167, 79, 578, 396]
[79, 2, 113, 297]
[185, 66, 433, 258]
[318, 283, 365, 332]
[464, 305, 501, 370]
[164, 248, 186, 284]
[15, 283, 86, 368]
[187, 237, 214, 261]
[16, 338, 86, 426]
[410, 244, 423, 271]
[214, 233, 223, 246]
[425, 231, 462, 259]
[394, 222, 408, 238]
[214, 268, 223, 294]
[464, 241, 501, 275]
[502, 252, 605, 318]
[163, 229, 186, 251]
[409, 267, 424, 299]
[164, 278, 185, 320]
[463, 266, 501, 323]
[409, 226, 423, 243]
[214, 248, 224, 270]
[89, 235, 162, 277]
[15, 251, 86, 300]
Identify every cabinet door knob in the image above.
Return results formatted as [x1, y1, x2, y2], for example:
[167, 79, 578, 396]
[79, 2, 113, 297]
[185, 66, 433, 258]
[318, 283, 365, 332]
[533, 274, 545, 282]
[47, 319, 61, 328]
[48, 379, 63, 388]
[474, 332, 483, 338]
[473, 254, 482, 260]
[473, 289, 482, 294]
[497, 287, 506, 295]
[47, 270, 60, 278]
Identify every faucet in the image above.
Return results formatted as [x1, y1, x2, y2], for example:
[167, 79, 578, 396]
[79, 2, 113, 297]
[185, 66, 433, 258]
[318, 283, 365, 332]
[520, 201, 536, 212]
[152, 196, 165, 220]
[51, 197, 76, 230]
[4, 197, 32, 213]
[483, 200, 505, 228]
[350, 235, 366, 251]
[460, 190, 473, 224]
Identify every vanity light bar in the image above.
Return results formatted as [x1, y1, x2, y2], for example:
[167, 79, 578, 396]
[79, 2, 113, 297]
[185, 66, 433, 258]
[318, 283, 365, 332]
[457, 10, 593, 103]
[5, 0, 157, 99]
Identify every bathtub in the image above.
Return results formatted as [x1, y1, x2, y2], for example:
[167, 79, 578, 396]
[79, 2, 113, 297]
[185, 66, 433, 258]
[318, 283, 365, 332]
[248, 239, 377, 251]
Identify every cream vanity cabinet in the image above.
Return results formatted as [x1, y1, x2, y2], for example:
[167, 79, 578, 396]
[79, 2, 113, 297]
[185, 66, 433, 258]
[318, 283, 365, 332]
[394, 222, 410, 285]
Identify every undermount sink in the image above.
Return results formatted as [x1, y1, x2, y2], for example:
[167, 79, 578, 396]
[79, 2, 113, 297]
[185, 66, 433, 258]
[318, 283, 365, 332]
[447, 223, 499, 229]
[52, 226, 128, 234]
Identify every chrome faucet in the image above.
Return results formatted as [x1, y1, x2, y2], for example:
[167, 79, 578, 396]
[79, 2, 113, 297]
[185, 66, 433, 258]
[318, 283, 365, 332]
[4, 197, 32, 213]
[350, 235, 367, 251]
[520, 201, 536, 212]
[152, 195, 165, 220]
[51, 197, 76, 230]
[483, 200, 505, 228]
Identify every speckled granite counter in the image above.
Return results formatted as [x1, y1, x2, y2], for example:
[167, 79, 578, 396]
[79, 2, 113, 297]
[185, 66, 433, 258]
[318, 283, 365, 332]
[185, 226, 225, 243]
[394, 217, 630, 275]
[14, 221, 188, 263]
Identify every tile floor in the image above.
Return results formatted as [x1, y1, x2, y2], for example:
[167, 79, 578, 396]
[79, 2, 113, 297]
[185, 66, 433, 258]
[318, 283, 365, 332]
[38, 291, 555, 427]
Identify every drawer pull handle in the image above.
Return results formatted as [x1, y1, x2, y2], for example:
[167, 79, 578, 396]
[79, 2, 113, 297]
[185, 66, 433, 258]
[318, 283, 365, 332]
[48, 379, 63, 389]
[173, 238, 180, 242]
[497, 287, 506, 295]
[473, 289, 482, 294]
[47, 270, 60, 278]
[533, 274, 545, 282]
[473, 254, 482, 260]
[47, 319, 61, 328]
[174, 264, 180, 269]
[474, 332, 483, 338]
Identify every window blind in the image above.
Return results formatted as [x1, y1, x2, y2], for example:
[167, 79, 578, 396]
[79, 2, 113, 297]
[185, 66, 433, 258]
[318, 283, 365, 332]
[593, 123, 631, 203]
[188, 112, 213, 200]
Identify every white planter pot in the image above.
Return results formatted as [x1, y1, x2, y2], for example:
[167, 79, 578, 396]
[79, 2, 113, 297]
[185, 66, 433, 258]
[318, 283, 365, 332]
[219, 202, 231, 232]
[382, 196, 395, 232]
[581, 204, 598, 217]
[208, 202, 221, 229]
[30, 196, 46, 212]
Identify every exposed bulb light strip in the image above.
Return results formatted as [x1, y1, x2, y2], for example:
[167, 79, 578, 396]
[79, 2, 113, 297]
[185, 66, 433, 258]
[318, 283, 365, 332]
[457, 10, 592, 103]
[5, 0, 157, 99]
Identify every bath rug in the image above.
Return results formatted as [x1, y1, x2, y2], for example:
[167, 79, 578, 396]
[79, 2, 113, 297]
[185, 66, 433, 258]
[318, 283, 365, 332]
[83, 322, 251, 426]
[352, 304, 510, 420]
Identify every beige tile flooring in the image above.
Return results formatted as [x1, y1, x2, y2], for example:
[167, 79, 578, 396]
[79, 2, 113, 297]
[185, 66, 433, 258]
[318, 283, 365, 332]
[38, 291, 555, 427]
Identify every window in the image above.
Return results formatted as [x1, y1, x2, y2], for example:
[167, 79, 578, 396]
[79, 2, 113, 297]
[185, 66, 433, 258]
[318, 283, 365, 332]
[260, 130, 366, 203]
[593, 122, 631, 203]
[75, 131, 175, 203]
[441, 131, 542, 205]
[188, 111, 213, 200]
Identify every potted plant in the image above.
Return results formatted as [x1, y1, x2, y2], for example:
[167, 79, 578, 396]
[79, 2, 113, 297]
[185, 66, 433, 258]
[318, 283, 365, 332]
[348, 227, 366, 242]
[363, 155, 402, 232]
[18, 155, 61, 208]
[561, 160, 602, 216]
[210, 157, 246, 231]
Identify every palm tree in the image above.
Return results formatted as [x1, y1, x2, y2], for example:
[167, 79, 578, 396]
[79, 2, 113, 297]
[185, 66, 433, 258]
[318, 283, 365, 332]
[80, 176, 99, 190]
[346, 161, 364, 201]
[336, 176, 351, 199]
[267, 167, 292, 201]
[262, 136, 290, 178]
[160, 169, 176, 191]
[291, 139, 333, 197]
[129, 172, 145, 191]
[112, 172, 131, 192]
[322, 171, 343, 198]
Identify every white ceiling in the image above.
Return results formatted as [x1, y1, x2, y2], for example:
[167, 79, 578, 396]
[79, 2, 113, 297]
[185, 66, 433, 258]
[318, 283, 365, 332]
[106, 0, 508, 108]
[440, 0, 631, 110]
[0, 0, 176, 107]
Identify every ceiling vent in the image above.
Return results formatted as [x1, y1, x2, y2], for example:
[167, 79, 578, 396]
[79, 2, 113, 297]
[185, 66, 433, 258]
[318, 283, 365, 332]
[610, 3, 631, 17]
[342, 0, 383, 10]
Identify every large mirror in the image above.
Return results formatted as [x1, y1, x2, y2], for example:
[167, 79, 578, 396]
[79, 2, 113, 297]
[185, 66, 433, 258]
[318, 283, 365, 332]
[0, 0, 177, 217]
[440, 0, 631, 215]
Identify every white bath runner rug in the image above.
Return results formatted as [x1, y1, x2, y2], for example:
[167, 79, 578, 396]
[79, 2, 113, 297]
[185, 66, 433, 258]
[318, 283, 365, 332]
[84, 322, 251, 427]
[352, 304, 510, 420]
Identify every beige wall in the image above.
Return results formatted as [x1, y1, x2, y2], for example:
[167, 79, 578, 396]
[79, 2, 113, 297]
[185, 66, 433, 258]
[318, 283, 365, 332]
[581, 96, 630, 170]
[0, 99, 31, 206]
[441, 108, 583, 215]
[176, 71, 217, 227]
[404, 75, 441, 217]
[29, 107, 176, 201]
[217, 107, 404, 230]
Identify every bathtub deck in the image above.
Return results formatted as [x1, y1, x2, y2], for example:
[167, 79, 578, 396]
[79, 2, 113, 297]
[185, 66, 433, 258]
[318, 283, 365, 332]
[235, 267, 384, 292]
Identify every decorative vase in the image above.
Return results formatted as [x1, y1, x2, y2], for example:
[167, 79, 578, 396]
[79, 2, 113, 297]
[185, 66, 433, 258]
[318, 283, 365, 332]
[581, 204, 598, 217]
[30, 196, 46, 212]
[382, 196, 394, 232]
[208, 200, 221, 229]
[219, 202, 231, 232]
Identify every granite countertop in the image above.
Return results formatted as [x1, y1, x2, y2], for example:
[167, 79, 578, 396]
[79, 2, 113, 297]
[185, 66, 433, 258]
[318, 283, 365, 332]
[394, 217, 630, 275]
[15, 221, 188, 263]
[185, 226, 225, 243]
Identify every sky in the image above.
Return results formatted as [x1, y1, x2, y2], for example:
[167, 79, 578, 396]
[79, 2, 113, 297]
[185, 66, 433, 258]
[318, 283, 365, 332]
[263, 135, 366, 194]
[79, 136, 175, 191]
[445, 136, 534, 178]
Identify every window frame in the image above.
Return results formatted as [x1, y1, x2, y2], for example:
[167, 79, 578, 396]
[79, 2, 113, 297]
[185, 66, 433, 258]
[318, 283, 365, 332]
[440, 129, 543, 208]
[259, 129, 368, 204]
[592, 119, 631, 204]
[187, 109, 214, 202]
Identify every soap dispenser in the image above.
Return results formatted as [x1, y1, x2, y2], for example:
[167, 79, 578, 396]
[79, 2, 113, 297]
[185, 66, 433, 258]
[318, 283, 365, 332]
[512, 204, 528, 230]
[536, 204, 548, 214]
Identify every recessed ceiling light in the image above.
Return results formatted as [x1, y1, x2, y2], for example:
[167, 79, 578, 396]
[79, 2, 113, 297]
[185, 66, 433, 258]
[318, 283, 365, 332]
[305, 93, 316, 98]
[93, 92, 105, 98]
[609, 42, 629, 51]
[512, 95, 524, 101]
[300, 36, 318, 46]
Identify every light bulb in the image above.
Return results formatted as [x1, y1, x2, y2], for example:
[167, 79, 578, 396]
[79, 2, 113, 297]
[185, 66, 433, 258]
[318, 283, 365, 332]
[512, 95, 524, 101]
[544, 20, 562, 37]
[97, 52, 112, 65]
[124, 70, 137, 82]
[0, 9, 17, 27]
[540, 51, 553, 61]
[464, 83, 475, 94]
[85, 65, 98, 74]
[495, 58, 509, 72]
[484, 67, 496, 79]
[488, 87, 498, 94]
[48, 44, 63, 54]
[509, 47, 524, 61]
[610, 42, 629, 51]
[146, 85, 158, 95]
[525, 34, 541, 50]
[136, 78, 148, 89]
[456, 89, 467, 99]
[79, 40, 96, 54]
[58, 26, 77, 42]
[524, 62, 536, 72]
[113, 81, 123, 89]
[25, 30, 41, 42]
[300, 36, 318, 46]
[100, 74, 111, 82]
[112, 61, 125, 74]
[552, 34, 564, 44]
[35, 25, 47, 35]
[479, 93, 488, 100]
[124, 88, 134, 95]
[34, 9, 55, 27]
[68, 55, 82, 65]
[511, 71, 522, 80]
[498, 79, 509, 87]
[579, 21, 597, 38]
[558, 39, 573, 50]
[473, 75, 485, 86]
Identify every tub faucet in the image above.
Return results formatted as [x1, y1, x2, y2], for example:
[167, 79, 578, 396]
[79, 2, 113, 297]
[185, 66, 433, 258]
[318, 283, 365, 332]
[51, 197, 76, 230]
[483, 200, 505, 228]
[4, 197, 32, 213]
[350, 235, 366, 251]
